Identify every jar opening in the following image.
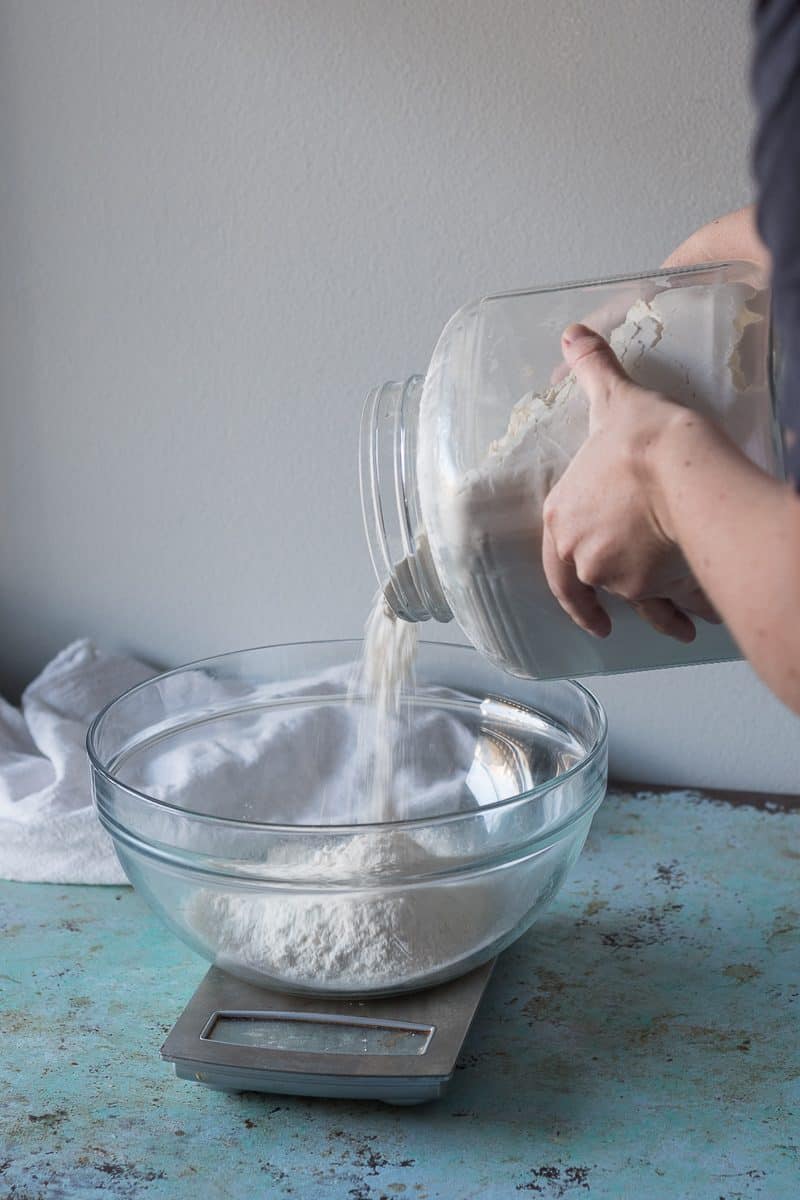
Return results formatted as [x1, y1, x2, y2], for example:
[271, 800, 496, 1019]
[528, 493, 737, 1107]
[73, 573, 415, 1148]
[359, 376, 452, 623]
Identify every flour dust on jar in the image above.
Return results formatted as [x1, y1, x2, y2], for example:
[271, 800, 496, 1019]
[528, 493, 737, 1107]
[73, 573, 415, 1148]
[360, 261, 783, 680]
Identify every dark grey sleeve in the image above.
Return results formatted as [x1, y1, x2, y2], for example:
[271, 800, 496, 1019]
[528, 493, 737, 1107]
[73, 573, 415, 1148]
[752, 0, 800, 487]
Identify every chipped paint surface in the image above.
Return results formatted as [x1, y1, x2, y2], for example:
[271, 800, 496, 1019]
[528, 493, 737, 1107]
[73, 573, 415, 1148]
[1, 787, 798, 1199]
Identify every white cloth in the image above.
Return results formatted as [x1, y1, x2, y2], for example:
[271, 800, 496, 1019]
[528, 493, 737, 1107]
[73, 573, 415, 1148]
[0, 639, 154, 884]
[0, 641, 484, 887]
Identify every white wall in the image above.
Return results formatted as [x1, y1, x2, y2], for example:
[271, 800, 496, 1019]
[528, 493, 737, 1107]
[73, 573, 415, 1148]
[1, 0, 798, 792]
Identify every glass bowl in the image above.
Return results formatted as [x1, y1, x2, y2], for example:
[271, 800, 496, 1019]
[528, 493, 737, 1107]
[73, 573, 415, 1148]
[87, 641, 607, 996]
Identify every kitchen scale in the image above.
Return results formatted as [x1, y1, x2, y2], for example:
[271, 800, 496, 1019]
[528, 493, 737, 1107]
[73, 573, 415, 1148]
[161, 958, 496, 1105]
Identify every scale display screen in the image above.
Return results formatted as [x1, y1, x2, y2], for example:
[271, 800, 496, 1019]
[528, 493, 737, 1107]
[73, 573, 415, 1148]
[202, 1011, 434, 1057]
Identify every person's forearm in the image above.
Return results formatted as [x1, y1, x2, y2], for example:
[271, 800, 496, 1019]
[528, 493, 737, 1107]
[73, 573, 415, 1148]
[650, 415, 800, 712]
[661, 206, 771, 271]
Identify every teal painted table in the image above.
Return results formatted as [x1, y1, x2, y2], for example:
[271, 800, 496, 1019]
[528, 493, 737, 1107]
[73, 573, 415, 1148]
[2, 787, 798, 1200]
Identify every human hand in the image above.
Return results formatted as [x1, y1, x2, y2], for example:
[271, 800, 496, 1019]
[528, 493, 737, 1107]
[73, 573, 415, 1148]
[542, 324, 721, 642]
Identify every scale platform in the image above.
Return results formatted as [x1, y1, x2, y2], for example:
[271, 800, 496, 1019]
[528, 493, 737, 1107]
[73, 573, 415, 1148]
[161, 960, 495, 1105]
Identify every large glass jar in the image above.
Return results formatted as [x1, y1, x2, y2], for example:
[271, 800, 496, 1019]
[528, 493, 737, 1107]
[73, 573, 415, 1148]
[360, 261, 782, 680]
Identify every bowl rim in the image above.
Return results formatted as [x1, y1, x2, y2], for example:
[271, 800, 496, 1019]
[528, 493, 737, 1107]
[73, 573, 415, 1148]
[86, 638, 608, 837]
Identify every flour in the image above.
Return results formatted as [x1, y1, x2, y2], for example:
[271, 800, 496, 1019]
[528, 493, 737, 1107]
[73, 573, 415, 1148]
[350, 592, 419, 823]
[186, 829, 501, 992]
[416, 283, 776, 679]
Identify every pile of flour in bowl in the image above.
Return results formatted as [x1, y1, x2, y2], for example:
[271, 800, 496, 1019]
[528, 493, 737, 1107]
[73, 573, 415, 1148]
[187, 828, 510, 993]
